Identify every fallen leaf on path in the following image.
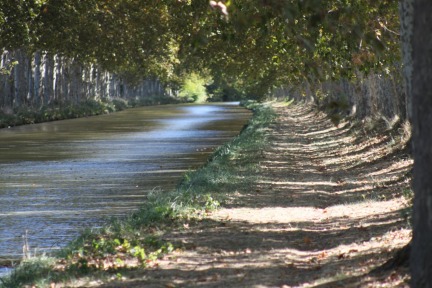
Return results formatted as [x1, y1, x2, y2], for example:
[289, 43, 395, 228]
[303, 237, 312, 245]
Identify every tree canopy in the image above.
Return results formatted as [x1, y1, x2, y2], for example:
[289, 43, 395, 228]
[0, 0, 401, 98]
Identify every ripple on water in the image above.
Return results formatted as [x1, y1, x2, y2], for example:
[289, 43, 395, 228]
[0, 267, 13, 278]
[0, 103, 251, 258]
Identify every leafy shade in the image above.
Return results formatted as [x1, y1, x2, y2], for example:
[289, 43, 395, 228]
[1, 1, 400, 99]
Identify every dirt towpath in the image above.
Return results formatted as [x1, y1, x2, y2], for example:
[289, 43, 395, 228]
[98, 103, 412, 287]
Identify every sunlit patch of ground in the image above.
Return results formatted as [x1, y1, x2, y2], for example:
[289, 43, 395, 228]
[78, 102, 411, 288]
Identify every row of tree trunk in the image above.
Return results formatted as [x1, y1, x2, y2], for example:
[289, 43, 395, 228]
[273, 71, 406, 123]
[0, 49, 167, 110]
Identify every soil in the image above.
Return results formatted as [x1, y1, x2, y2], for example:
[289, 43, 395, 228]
[86, 103, 412, 287]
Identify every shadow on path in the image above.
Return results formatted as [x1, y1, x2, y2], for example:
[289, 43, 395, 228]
[99, 103, 412, 288]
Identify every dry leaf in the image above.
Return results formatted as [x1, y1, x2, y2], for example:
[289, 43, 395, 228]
[338, 253, 346, 259]
[303, 237, 312, 245]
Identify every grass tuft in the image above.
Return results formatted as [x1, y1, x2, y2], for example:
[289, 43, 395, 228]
[0, 257, 55, 288]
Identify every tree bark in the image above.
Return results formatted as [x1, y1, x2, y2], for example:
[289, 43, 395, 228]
[33, 51, 42, 107]
[410, 0, 432, 286]
[399, 0, 414, 122]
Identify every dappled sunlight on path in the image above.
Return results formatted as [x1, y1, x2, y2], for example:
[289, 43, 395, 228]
[95, 103, 412, 288]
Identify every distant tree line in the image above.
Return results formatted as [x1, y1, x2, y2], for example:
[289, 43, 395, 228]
[0, 49, 168, 110]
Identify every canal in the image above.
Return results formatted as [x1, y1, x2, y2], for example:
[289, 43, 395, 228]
[0, 103, 251, 268]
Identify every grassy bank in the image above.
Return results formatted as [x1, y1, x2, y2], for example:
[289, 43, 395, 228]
[0, 95, 181, 129]
[0, 101, 275, 288]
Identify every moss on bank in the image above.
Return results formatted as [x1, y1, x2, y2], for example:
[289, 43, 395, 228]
[0, 101, 275, 288]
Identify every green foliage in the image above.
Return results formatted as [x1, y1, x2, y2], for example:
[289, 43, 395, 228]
[53, 232, 174, 276]
[206, 80, 246, 102]
[0, 60, 18, 76]
[0, 1, 47, 49]
[111, 98, 129, 111]
[0, 100, 110, 128]
[2, 0, 400, 101]
[178, 73, 209, 103]
[0, 97, 180, 129]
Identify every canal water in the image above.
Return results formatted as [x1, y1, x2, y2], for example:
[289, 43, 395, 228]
[0, 103, 251, 268]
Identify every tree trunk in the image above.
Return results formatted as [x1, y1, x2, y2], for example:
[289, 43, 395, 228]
[400, 0, 414, 122]
[43, 53, 54, 105]
[33, 51, 42, 107]
[410, 0, 432, 286]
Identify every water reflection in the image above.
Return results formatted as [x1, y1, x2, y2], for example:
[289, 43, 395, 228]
[0, 103, 250, 262]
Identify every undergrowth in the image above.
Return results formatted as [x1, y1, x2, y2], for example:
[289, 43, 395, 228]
[0, 100, 275, 288]
[0, 95, 181, 129]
